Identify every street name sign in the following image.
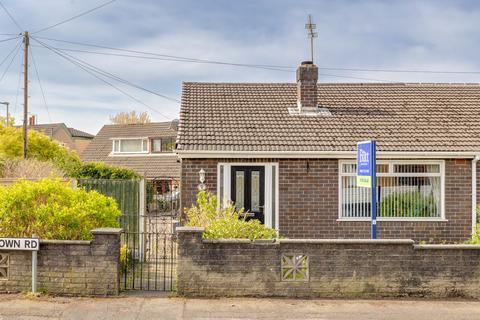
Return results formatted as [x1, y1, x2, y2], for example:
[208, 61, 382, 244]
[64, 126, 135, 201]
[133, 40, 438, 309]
[0, 238, 39, 251]
[0, 236, 39, 292]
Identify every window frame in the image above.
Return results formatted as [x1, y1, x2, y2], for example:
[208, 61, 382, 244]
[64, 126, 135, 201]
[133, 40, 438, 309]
[150, 137, 162, 153]
[111, 137, 149, 154]
[337, 159, 446, 221]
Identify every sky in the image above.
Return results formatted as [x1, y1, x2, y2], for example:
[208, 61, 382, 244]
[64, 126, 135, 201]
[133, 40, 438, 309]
[0, 0, 480, 134]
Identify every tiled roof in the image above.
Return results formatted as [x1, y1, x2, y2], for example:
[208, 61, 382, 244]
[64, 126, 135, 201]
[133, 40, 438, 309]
[68, 127, 94, 139]
[26, 123, 62, 138]
[20, 123, 94, 139]
[178, 82, 480, 152]
[81, 121, 180, 178]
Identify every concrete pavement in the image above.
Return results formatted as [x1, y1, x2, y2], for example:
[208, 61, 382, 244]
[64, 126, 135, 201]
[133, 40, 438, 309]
[0, 294, 479, 319]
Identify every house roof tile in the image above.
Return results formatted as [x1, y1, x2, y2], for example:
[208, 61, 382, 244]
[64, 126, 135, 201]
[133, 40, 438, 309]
[178, 82, 480, 153]
[81, 121, 180, 178]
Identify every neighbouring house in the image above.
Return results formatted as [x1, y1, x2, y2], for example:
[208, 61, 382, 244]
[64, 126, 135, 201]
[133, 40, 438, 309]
[23, 117, 94, 155]
[81, 121, 180, 193]
[177, 60, 480, 243]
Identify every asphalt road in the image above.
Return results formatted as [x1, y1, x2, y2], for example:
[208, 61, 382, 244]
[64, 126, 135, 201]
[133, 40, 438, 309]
[0, 294, 480, 320]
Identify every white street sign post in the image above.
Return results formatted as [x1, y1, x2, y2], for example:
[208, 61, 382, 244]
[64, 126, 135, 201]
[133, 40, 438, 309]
[0, 236, 39, 293]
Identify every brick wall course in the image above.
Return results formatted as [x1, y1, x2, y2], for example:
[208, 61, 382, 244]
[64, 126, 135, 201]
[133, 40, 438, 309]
[181, 159, 473, 243]
[0, 228, 121, 296]
[177, 228, 480, 298]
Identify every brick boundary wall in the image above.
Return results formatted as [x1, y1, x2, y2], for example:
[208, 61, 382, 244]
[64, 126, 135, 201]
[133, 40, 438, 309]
[0, 228, 122, 296]
[177, 227, 480, 298]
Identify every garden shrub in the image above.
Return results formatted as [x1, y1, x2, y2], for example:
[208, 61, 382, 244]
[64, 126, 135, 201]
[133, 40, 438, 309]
[185, 191, 277, 240]
[467, 205, 480, 244]
[71, 161, 140, 179]
[379, 191, 438, 218]
[0, 179, 120, 240]
[0, 158, 64, 179]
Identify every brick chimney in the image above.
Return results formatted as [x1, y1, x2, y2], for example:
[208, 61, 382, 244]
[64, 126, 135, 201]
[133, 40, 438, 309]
[296, 61, 318, 112]
[28, 115, 36, 126]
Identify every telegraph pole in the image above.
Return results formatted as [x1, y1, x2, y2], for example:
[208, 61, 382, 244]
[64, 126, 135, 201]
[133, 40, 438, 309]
[22, 31, 29, 159]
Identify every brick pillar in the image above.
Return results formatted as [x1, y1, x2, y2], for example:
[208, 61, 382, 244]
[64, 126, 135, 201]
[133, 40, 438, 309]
[90, 228, 122, 295]
[176, 227, 204, 295]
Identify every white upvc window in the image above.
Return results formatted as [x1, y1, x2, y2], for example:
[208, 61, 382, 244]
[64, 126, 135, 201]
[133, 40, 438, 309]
[338, 160, 445, 220]
[112, 138, 148, 154]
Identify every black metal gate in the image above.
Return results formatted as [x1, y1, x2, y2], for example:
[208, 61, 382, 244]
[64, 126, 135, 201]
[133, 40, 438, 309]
[78, 177, 180, 291]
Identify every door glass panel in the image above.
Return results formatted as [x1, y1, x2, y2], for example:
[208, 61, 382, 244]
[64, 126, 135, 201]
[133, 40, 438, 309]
[251, 170, 260, 211]
[235, 171, 245, 211]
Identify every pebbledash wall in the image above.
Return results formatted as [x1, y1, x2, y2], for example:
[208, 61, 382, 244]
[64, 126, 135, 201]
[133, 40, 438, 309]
[177, 227, 480, 298]
[181, 158, 473, 242]
[0, 228, 121, 296]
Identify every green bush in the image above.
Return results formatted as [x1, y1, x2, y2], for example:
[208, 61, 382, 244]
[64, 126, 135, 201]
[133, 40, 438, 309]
[185, 191, 277, 240]
[379, 190, 438, 218]
[467, 205, 480, 244]
[0, 179, 120, 240]
[0, 125, 82, 175]
[71, 161, 140, 179]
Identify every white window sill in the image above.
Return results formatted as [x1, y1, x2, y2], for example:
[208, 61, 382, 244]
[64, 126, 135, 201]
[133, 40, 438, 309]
[337, 218, 448, 222]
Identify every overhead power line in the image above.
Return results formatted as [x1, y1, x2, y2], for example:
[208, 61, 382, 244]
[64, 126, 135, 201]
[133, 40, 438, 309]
[0, 42, 21, 83]
[0, 35, 20, 43]
[33, 37, 181, 103]
[32, 0, 118, 34]
[33, 38, 174, 120]
[34, 36, 480, 76]
[30, 45, 52, 122]
[0, 40, 21, 68]
[0, 1, 23, 31]
[33, 36, 296, 71]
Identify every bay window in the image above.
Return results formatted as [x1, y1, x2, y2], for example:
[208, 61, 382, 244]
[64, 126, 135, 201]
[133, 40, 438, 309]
[339, 161, 444, 219]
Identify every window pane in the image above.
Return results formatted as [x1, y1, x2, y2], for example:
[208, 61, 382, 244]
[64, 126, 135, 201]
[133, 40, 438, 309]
[341, 163, 388, 174]
[120, 139, 143, 152]
[142, 139, 147, 152]
[161, 138, 175, 152]
[152, 139, 161, 152]
[113, 140, 120, 152]
[251, 170, 260, 211]
[271, 166, 276, 229]
[342, 164, 357, 174]
[219, 165, 224, 208]
[235, 171, 245, 211]
[394, 164, 440, 173]
[340, 162, 442, 219]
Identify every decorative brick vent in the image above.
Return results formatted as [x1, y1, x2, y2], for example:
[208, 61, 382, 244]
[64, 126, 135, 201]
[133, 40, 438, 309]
[281, 254, 309, 281]
[0, 253, 8, 279]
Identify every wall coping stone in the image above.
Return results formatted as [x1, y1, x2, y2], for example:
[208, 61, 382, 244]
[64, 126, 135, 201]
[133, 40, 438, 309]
[203, 239, 277, 244]
[40, 240, 91, 245]
[415, 244, 480, 250]
[91, 228, 123, 235]
[278, 239, 415, 244]
[176, 226, 204, 233]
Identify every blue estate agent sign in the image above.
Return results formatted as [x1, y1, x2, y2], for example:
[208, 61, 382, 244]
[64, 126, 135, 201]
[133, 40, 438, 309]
[357, 140, 375, 188]
[0, 237, 39, 251]
[357, 140, 377, 239]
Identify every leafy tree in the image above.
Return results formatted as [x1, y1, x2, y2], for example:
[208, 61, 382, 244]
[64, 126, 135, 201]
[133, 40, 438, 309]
[0, 125, 81, 174]
[0, 115, 14, 127]
[109, 111, 151, 124]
